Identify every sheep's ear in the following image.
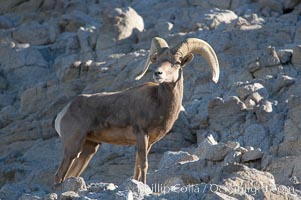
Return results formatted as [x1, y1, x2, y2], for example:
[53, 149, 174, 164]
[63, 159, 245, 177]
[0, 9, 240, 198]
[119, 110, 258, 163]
[150, 53, 157, 63]
[181, 53, 194, 67]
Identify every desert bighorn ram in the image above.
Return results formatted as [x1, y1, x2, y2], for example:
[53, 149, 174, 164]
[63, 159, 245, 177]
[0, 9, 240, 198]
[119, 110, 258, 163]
[54, 37, 219, 184]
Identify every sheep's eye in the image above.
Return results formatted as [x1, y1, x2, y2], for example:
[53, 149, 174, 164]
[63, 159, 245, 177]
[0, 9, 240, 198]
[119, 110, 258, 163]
[174, 61, 181, 67]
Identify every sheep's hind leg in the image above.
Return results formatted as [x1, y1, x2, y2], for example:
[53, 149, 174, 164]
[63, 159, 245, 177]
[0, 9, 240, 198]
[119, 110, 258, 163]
[133, 152, 141, 180]
[65, 140, 99, 178]
[54, 134, 85, 184]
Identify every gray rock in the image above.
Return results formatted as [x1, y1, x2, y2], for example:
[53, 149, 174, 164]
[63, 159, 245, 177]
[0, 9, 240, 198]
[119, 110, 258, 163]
[155, 21, 173, 36]
[242, 148, 264, 162]
[283, 0, 301, 10]
[115, 190, 134, 200]
[254, 100, 274, 123]
[269, 75, 296, 94]
[215, 164, 299, 199]
[61, 177, 87, 193]
[278, 96, 301, 156]
[259, 46, 281, 67]
[194, 135, 233, 161]
[0, 183, 23, 200]
[292, 45, 301, 71]
[1, 0, 301, 199]
[294, 22, 301, 44]
[237, 82, 267, 100]
[243, 124, 269, 151]
[265, 156, 301, 186]
[277, 49, 293, 64]
[87, 182, 117, 193]
[96, 7, 144, 51]
[43, 193, 58, 200]
[60, 191, 80, 200]
[208, 96, 247, 133]
[118, 179, 152, 200]
[19, 194, 41, 200]
[158, 151, 198, 169]
[13, 0, 44, 13]
[209, 0, 232, 9]
[77, 26, 95, 53]
[0, 93, 15, 109]
[12, 22, 52, 45]
[0, 74, 8, 90]
[237, 82, 269, 109]
[224, 151, 242, 164]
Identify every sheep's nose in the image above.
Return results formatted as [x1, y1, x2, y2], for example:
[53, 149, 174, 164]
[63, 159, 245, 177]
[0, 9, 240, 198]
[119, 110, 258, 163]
[154, 71, 163, 76]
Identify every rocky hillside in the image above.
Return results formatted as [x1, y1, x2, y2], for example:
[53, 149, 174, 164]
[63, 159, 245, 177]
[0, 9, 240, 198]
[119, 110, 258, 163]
[0, 0, 301, 199]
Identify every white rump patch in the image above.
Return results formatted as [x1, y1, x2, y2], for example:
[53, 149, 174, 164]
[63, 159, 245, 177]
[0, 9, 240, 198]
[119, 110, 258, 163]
[55, 103, 71, 137]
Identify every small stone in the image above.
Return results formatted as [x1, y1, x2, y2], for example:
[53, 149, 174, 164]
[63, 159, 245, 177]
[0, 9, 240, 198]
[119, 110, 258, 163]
[259, 46, 281, 67]
[60, 191, 80, 200]
[12, 22, 51, 45]
[43, 193, 58, 200]
[118, 179, 152, 200]
[115, 190, 134, 200]
[277, 49, 293, 64]
[225, 141, 240, 150]
[224, 151, 242, 164]
[242, 148, 264, 162]
[62, 177, 87, 192]
[159, 151, 199, 169]
[236, 147, 248, 153]
[195, 135, 232, 161]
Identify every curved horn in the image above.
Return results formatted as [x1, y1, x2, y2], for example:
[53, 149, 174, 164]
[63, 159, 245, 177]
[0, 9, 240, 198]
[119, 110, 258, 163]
[171, 38, 220, 83]
[135, 37, 169, 80]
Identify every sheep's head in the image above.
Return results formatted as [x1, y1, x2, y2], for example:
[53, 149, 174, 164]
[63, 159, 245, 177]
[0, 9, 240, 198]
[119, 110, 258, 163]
[135, 37, 220, 84]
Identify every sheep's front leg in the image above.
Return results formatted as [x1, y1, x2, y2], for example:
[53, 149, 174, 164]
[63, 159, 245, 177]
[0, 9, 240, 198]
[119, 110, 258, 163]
[135, 133, 149, 184]
[134, 143, 153, 181]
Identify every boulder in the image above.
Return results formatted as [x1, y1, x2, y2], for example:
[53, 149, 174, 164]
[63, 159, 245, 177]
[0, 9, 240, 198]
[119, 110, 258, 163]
[237, 82, 269, 109]
[277, 49, 293, 64]
[87, 182, 117, 193]
[259, 0, 283, 13]
[60, 191, 80, 200]
[96, 7, 144, 51]
[12, 22, 53, 45]
[224, 151, 242, 164]
[0, 0, 301, 199]
[208, 96, 247, 133]
[243, 124, 269, 151]
[277, 96, 301, 156]
[265, 156, 301, 186]
[242, 148, 264, 162]
[214, 164, 298, 199]
[61, 177, 87, 193]
[118, 179, 152, 200]
[194, 135, 233, 161]
[158, 151, 198, 169]
[43, 193, 58, 200]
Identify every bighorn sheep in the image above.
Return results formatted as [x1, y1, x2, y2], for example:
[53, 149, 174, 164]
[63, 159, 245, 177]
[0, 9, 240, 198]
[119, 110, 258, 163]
[54, 37, 219, 184]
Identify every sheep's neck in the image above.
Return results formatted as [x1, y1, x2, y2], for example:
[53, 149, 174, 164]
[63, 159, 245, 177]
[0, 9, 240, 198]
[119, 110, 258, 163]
[158, 73, 183, 128]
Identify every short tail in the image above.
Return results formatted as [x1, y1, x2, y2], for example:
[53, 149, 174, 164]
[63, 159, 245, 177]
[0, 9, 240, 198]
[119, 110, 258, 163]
[54, 103, 71, 137]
